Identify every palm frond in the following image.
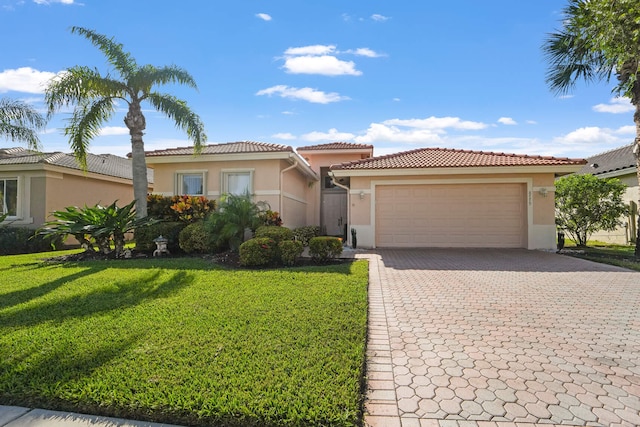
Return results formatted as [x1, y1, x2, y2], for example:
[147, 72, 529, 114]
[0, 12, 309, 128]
[45, 66, 127, 118]
[146, 93, 206, 152]
[70, 26, 137, 78]
[64, 97, 117, 170]
[131, 64, 198, 92]
[0, 98, 46, 150]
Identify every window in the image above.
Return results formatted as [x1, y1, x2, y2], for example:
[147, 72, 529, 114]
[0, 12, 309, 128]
[177, 173, 205, 195]
[0, 178, 18, 216]
[222, 171, 252, 195]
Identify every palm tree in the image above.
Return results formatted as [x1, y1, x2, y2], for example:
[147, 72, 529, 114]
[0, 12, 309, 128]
[543, 0, 640, 257]
[0, 97, 46, 149]
[45, 26, 206, 218]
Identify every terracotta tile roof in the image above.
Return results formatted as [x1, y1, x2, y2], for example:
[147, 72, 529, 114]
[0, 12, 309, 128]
[577, 144, 636, 175]
[0, 147, 153, 183]
[330, 147, 587, 170]
[297, 142, 374, 151]
[144, 141, 294, 157]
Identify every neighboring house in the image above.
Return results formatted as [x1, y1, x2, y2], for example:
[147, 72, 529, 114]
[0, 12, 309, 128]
[146, 141, 585, 250]
[0, 147, 152, 228]
[577, 144, 638, 244]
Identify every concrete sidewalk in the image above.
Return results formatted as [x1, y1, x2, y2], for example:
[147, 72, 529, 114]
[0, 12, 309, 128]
[0, 406, 181, 427]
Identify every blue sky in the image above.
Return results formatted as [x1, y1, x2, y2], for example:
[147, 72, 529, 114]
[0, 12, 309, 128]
[0, 0, 636, 160]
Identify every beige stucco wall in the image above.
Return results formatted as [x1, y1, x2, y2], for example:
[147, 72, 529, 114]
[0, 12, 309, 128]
[149, 158, 313, 229]
[0, 168, 135, 229]
[343, 171, 559, 250]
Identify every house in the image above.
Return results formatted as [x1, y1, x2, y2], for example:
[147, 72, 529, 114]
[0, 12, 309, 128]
[0, 147, 151, 228]
[577, 144, 638, 244]
[145, 141, 586, 250]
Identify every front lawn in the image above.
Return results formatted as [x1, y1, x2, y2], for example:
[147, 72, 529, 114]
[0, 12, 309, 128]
[561, 242, 640, 271]
[0, 252, 369, 426]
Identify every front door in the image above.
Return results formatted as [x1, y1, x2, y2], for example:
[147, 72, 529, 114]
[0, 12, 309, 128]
[321, 191, 347, 237]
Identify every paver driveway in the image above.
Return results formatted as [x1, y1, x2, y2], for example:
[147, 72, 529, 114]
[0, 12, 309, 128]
[361, 249, 640, 427]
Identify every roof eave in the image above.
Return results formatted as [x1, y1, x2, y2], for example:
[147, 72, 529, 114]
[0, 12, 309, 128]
[145, 151, 295, 164]
[330, 164, 586, 177]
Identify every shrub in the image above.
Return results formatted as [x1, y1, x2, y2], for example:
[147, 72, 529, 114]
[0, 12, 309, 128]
[259, 210, 282, 226]
[178, 222, 211, 254]
[293, 225, 321, 246]
[239, 237, 276, 267]
[147, 194, 216, 223]
[38, 201, 155, 256]
[309, 236, 343, 263]
[0, 226, 62, 255]
[279, 240, 304, 266]
[135, 221, 186, 253]
[255, 226, 294, 243]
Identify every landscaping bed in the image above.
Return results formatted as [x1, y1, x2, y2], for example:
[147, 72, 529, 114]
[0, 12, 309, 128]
[0, 251, 369, 426]
[560, 244, 640, 272]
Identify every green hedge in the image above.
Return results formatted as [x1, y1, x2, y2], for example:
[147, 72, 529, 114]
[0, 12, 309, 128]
[309, 236, 343, 263]
[0, 226, 62, 255]
[135, 222, 186, 253]
[239, 237, 276, 267]
[255, 226, 294, 243]
[292, 226, 320, 246]
[279, 240, 304, 266]
[178, 222, 212, 254]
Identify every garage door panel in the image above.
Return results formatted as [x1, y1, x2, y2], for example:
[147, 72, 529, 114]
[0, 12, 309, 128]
[375, 183, 526, 248]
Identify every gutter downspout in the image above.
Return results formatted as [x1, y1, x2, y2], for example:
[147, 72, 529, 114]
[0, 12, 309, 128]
[330, 173, 350, 246]
[280, 156, 298, 224]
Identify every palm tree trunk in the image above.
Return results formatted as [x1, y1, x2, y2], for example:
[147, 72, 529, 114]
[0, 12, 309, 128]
[634, 99, 640, 258]
[125, 101, 149, 219]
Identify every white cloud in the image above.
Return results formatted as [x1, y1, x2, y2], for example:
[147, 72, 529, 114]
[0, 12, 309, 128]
[383, 116, 488, 131]
[526, 120, 538, 125]
[256, 13, 272, 21]
[558, 94, 574, 100]
[283, 55, 361, 76]
[592, 97, 635, 114]
[354, 123, 443, 144]
[284, 45, 336, 56]
[302, 128, 355, 142]
[99, 126, 129, 136]
[497, 117, 517, 125]
[272, 132, 296, 140]
[0, 67, 58, 94]
[33, 0, 76, 4]
[555, 126, 621, 145]
[345, 48, 385, 58]
[616, 125, 636, 134]
[371, 14, 390, 22]
[393, 98, 401, 102]
[256, 85, 348, 104]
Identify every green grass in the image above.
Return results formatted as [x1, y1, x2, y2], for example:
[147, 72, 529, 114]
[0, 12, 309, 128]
[562, 241, 640, 271]
[0, 251, 369, 426]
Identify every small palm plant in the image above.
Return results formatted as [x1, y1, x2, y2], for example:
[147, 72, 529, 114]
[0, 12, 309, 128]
[206, 193, 269, 251]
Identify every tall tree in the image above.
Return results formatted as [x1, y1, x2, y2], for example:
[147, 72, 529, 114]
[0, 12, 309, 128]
[543, 0, 640, 257]
[0, 97, 46, 149]
[45, 27, 206, 218]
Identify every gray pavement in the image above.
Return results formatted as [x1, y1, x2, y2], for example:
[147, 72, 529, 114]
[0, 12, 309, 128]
[0, 406, 179, 427]
[361, 248, 640, 427]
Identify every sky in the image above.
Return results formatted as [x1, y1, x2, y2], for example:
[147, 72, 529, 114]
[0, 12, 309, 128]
[0, 0, 636, 160]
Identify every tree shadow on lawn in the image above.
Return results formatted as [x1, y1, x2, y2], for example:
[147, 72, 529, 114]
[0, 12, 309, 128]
[0, 269, 194, 328]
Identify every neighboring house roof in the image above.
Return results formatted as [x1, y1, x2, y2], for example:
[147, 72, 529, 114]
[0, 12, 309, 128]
[0, 147, 153, 183]
[144, 141, 294, 157]
[330, 147, 586, 170]
[297, 142, 374, 151]
[577, 144, 636, 176]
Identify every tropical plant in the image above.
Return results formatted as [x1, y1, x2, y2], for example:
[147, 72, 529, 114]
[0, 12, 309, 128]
[178, 222, 211, 254]
[0, 97, 46, 149]
[38, 200, 156, 256]
[543, 0, 640, 256]
[555, 174, 628, 246]
[205, 193, 269, 251]
[44, 27, 206, 218]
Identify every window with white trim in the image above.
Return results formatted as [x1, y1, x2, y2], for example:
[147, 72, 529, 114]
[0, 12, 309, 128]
[0, 178, 18, 216]
[176, 172, 205, 195]
[222, 171, 252, 195]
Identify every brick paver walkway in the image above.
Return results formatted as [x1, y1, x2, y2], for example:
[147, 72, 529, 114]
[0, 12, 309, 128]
[361, 249, 640, 427]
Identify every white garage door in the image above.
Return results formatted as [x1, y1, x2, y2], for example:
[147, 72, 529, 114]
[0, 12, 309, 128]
[375, 183, 527, 248]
